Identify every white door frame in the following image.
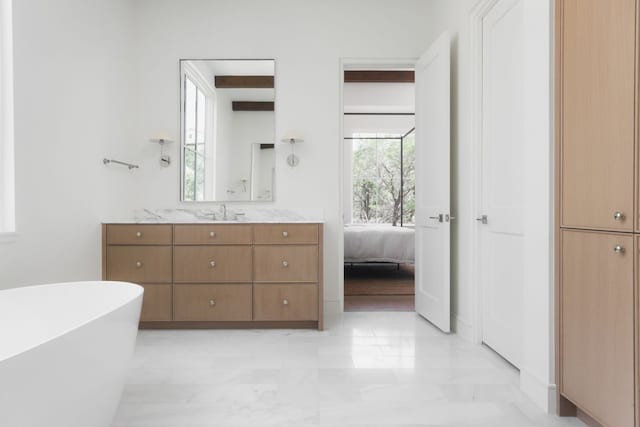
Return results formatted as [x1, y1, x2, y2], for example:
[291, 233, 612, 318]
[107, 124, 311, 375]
[468, 0, 502, 345]
[337, 58, 417, 312]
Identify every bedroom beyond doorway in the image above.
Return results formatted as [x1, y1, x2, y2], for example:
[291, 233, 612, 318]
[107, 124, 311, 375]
[342, 68, 416, 312]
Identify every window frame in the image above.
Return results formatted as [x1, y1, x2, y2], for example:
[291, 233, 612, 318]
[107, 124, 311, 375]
[0, 0, 15, 239]
[180, 61, 216, 202]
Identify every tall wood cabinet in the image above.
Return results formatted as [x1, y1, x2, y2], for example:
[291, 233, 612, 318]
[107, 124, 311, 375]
[556, 1, 639, 426]
[102, 222, 324, 330]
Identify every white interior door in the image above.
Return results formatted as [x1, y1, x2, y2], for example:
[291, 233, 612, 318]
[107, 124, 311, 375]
[479, 0, 524, 367]
[415, 32, 451, 333]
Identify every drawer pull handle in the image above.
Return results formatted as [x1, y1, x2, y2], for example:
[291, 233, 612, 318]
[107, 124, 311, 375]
[282, 261, 289, 268]
[209, 299, 216, 307]
[282, 231, 289, 238]
[209, 231, 216, 238]
[136, 231, 142, 238]
[613, 211, 625, 221]
[135, 261, 142, 268]
[283, 299, 289, 305]
[614, 245, 625, 254]
[210, 261, 216, 268]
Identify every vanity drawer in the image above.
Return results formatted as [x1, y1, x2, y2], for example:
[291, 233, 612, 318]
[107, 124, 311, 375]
[107, 224, 172, 245]
[106, 246, 172, 283]
[174, 284, 252, 321]
[174, 246, 252, 282]
[253, 284, 318, 321]
[174, 224, 252, 245]
[139, 284, 172, 321]
[254, 245, 318, 282]
[254, 224, 318, 245]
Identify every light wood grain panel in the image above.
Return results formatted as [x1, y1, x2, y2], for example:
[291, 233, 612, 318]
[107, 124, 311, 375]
[318, 224, 324, 330]
[561, 0, 635, 231]
[174, 224, 253, 245]
[139, 321, 318, 329]
[174, 284, 252, 321]
[254, 224, 318, 244]
[102, 224, 107, 280]
[107, 224, 173, 245]
[253, 284, 318, 321]
[106, 246, 172, 283]
[554, 0, 577, 416]
[254, 245, 318, 282]
[561, 230, 634, 427]
[139, 284, 172, 321]
[174, 246, 252, 283]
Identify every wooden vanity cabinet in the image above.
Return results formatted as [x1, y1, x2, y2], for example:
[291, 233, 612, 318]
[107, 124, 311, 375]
[559, 0, 636, 232]
[253, 223, 322, 324]
[102, 222, 323, 329]
[556, 1, 640, 425]
[103, 224, 173, 321]
[560, 230, 635, 427]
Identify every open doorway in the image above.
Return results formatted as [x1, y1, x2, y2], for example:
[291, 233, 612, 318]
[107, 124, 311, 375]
[341, 69, 416, 312]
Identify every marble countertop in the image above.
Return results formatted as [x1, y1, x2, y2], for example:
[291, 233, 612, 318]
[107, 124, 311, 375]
[104, 208, 325, 224]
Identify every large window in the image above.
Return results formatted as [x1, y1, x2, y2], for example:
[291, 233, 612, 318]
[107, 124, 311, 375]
[0, 0, 15, 234]
[350, 129, 415, 226]
[183, 76, 208, 201]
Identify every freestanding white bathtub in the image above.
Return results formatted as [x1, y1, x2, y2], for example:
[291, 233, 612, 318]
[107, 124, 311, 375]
[0, 281, 143, 427]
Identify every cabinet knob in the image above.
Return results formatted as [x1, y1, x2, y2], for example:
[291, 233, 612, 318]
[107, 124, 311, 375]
[614, 245, 625, 254]
[209, 299, 216, 307]
[135, 261, 142, 268]
[136, 231, 142, 238]
[283, 299, 289, 305]
[282, 231, 289, 238]
[282, 261, 289, 268]
[209, 231, 216, 238]
[613, 211, 625, 221]
[210, 260, 216, 268]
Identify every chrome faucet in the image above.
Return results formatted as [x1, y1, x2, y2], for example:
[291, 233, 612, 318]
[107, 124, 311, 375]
[220, 204, 227, 220]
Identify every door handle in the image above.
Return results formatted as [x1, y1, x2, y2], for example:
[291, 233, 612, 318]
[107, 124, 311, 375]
[475, 215, 488, 225]
[429, 214, 444, 222]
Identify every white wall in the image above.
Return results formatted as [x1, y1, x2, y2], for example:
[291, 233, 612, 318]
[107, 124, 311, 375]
[0, 0, 135, 289]
[449, 0, 555, 412]
[520, 0, 554, 412]
[126, 0, 461, 311]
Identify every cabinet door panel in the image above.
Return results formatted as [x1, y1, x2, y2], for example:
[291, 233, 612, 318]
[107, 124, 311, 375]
[139, 284, 172, 321]
[254, 284, 318, 321]
[561, 230, 634, 427]
[174, 246, 252, 283]
[106, 246, 172, 283]
[174, 224, 253, 245]
[174, 284, 252, 321]
[254, 246, 318, 282]
[561, 0, 635, 230]
[254, 224, 319, 244]
[107, 225, 173, 245]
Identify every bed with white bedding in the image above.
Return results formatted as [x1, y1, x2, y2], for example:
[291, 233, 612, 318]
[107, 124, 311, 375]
[344, 224, 415, 264]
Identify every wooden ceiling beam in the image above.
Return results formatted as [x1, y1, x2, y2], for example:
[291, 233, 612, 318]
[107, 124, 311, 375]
[215, 75, 274, 88]
[232, 101, 274, 111]
[344, 70, 414, 83]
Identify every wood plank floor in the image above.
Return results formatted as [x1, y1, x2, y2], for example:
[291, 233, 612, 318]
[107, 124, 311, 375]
[344, 263, 415, 312]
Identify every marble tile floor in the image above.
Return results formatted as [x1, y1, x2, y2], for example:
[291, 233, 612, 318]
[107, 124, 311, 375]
[112, 312, 585, 427]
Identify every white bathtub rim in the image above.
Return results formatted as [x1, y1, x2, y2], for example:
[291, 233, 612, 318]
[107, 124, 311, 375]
[0, 281, 143, 363]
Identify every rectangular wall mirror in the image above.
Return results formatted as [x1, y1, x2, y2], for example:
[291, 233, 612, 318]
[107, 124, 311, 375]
[180, 59, 275, 202]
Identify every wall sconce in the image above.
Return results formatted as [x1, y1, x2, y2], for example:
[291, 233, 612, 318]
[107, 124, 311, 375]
[149, 134, 174, 167]
[281, 133, 304, 167]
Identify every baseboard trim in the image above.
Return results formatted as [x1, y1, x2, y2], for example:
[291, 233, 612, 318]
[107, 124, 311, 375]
[453, 315, 474, 342]
[520, 368, 557, 413]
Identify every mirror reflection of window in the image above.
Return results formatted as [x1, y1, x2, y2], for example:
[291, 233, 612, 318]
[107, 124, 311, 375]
[180, 59, 275, 202]
[183, 75, 210, 201]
